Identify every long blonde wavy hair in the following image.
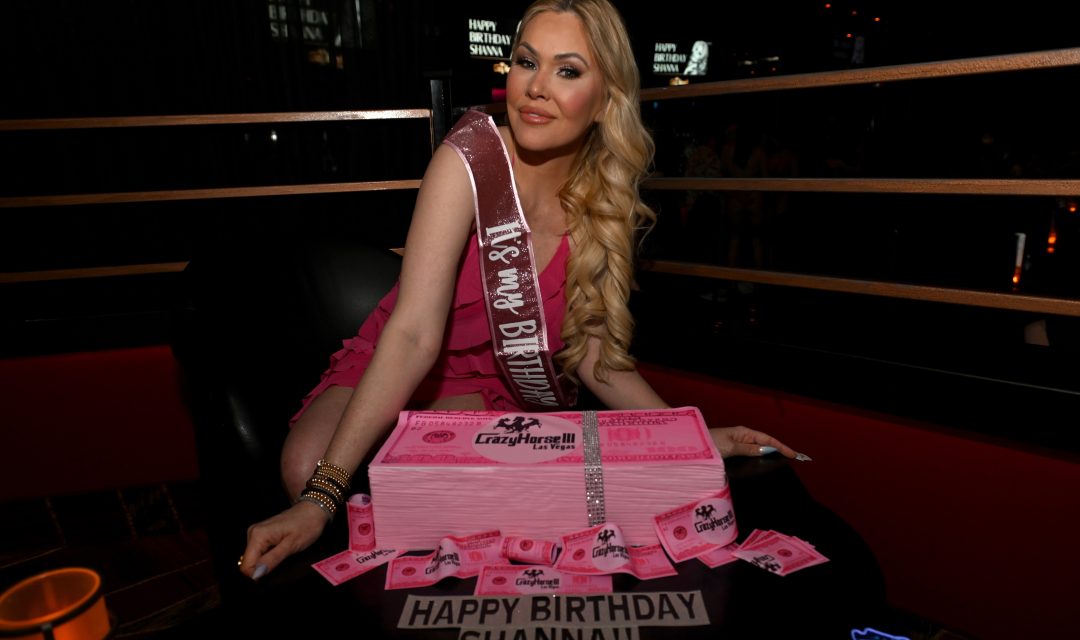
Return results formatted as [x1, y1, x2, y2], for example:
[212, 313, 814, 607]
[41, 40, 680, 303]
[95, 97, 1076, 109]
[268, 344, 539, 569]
[513, 0, 656, 385]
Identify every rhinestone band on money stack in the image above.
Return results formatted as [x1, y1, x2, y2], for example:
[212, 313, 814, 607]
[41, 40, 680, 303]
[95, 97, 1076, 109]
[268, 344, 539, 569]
[581, 410, 607, 526]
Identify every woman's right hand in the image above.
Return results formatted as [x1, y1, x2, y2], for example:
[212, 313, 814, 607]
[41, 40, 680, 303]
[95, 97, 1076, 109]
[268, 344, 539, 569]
[239, 500, 331, 580]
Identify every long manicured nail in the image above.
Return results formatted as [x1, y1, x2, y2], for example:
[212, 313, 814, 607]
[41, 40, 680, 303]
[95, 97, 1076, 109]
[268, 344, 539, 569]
[795, 453, 812, 462]
[252, 564, 268, 580]
[757, 446, 778, 455]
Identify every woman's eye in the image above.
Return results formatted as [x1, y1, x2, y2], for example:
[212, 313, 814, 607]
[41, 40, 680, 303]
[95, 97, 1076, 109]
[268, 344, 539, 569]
[558, 66, 581, 79]
[513, 56, 536, 69]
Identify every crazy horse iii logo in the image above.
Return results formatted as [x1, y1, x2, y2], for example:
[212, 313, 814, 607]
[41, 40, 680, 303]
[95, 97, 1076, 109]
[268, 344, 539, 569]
[592, 527, 629, 561]
[424, 546, 461, 575]
[749, 554, 782, 574]
[515, 567, 560, 589]
[496, 416, 541, 433]
[694, 503, 735, 535]
[472, 413, 578, 463]
[473, 414, 575, 450]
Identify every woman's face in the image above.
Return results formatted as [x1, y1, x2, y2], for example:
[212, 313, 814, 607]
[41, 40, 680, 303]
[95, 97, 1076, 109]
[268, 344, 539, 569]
[506, 11, 606, 158]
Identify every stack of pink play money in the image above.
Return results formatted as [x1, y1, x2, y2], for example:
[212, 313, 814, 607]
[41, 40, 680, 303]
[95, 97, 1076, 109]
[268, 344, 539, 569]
[368, 407, 726, 550]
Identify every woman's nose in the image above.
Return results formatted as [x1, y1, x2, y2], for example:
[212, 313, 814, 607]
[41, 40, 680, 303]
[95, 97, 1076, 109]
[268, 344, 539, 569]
[526, 73, 547, 99]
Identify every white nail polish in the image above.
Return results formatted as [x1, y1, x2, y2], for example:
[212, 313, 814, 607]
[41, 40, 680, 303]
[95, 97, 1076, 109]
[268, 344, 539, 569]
[757, 446, 778, 455]
[253, 564, 268, 580]
[795, 453, 812, 462]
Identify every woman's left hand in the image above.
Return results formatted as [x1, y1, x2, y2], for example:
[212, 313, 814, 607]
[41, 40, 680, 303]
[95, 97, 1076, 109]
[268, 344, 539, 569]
[709, 425, 810, 460]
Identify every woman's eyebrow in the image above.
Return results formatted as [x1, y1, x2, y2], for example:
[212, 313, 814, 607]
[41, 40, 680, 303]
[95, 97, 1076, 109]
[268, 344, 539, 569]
[517, 41, 591, 68]
[555, 52, 590, 68]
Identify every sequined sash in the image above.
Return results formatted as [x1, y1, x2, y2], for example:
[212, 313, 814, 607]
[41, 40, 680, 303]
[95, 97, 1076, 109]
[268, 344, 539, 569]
[443, 110, 575, 411]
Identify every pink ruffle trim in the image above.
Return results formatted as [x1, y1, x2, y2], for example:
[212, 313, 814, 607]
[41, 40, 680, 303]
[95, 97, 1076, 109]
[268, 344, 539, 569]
[289, 234, 568, 426]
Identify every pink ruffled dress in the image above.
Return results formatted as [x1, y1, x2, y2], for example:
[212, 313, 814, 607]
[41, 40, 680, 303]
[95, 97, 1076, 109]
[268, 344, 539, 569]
[290, 232, 570, 425]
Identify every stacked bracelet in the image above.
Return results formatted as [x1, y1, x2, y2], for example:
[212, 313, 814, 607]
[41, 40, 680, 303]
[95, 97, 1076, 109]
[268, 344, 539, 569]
[297, 493, 337, 519]
[314, 459, 351, 487]
[297, 459, 353, 519]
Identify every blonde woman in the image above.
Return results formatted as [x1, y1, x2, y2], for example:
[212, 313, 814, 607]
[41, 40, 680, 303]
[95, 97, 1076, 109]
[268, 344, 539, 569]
[240, 0, 803, 580]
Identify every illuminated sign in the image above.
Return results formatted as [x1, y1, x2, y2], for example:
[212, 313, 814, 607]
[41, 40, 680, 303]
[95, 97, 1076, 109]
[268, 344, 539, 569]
[267, 0, 363, 48]
[468, 18, 516, 60]
[652, 40, 711, 76]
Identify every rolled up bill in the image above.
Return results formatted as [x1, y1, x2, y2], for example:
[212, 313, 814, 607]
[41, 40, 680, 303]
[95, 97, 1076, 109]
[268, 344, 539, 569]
[347, 493, 376, 552]
[501, 536, 559, 565]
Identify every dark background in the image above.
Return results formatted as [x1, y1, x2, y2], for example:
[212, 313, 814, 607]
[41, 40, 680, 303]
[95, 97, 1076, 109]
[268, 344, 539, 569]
[2, 0, 1079, 448]
[4, 1, 1078, 115]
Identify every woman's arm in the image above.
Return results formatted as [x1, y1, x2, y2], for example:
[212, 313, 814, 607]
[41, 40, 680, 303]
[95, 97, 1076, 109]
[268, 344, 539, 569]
[319, 144, 478, 472]
[577, 335, 668, 409]
[240, 144, 477, 577]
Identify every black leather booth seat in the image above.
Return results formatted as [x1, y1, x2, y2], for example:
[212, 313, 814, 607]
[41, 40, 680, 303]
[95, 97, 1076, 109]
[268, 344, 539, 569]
[173, 234, 402, 595]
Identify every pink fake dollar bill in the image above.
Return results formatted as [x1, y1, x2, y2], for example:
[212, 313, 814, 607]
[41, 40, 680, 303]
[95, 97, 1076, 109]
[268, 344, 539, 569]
[697, 543, 739, 568]
[385, 530, 504, 590]
[500, 536, 559, 565]
[653, 486, 738, 562]
[553, 522, 677, 580]
[475, 565, 612, 595]
[732, 529, 829, 576]
[740, 528, 769, 548]
[312, 548, 403, 586]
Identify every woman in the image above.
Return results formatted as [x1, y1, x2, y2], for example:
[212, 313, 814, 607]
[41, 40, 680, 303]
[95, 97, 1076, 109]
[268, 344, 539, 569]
[240, 0, 803, 580]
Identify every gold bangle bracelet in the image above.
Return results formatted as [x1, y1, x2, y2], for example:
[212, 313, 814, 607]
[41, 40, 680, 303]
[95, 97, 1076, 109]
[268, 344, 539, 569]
[316, 459, 352, 483]
[315, 469, 351, 492]
[302, 485, 341, 509]
[306, 476, 344, 502]
[310, 471, 349, 495]
[299, 488, 337, 510]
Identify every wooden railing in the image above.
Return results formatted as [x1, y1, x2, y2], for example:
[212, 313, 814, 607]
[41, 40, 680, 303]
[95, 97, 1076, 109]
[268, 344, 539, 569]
[4, 51, 1078, 320]
[0, 108, 436, 283]
[634, 48, 1080, 318]
[638, 48, 1080, 100]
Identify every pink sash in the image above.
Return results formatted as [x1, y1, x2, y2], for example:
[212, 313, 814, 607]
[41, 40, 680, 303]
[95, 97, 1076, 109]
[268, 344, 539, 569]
[443, 110, 576, 411]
